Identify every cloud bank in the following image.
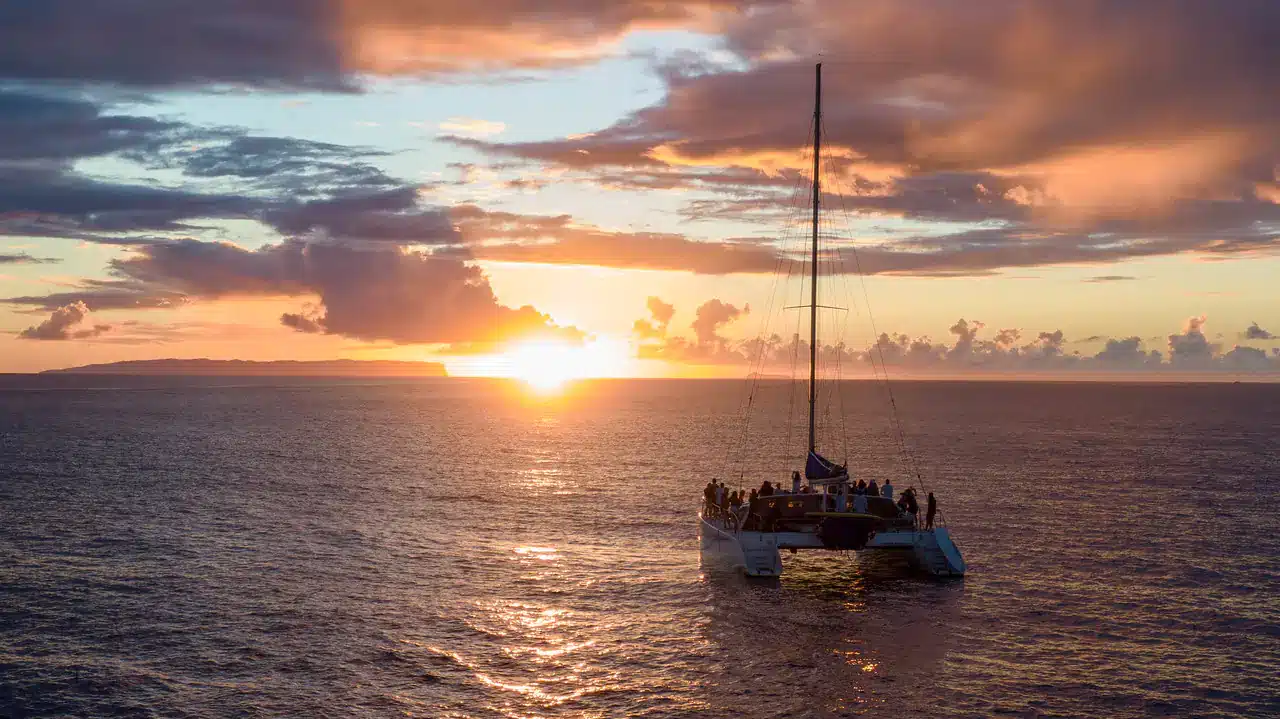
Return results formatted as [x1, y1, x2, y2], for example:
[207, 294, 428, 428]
[634, 302, 1280, 374]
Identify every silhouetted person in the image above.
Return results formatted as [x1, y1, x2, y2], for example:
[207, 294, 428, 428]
[868, 479, 879, 497]
[903, 488, 919, 527]
[791, 470, 801, 494]
[747, 489, 760, 530]
[853, 490, 868, 514]
[704, 482, 716, 516]
[881, 479, 894, 500]
[760, 481, 774, 497]
[856, 478, 867, 495]
[926, 492, 937, 530]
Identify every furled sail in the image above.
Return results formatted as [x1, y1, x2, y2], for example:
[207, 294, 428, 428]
[805, 451, 847, 481]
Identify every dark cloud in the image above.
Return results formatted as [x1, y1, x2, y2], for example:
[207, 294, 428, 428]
[1244, 322, 1275, 340]
[108, 238, 579, 345]
[17, 301, 110, 341]
[167, 135, 402, 199]
[0, 1, 773, 88]
[1, 280, 187, 312]
[265, 188, 456, 244]
[0, 252, 58, 264]
[0, 89, 184, 163]
[0, 88, 413, 243]
[0, 167, 259, 235]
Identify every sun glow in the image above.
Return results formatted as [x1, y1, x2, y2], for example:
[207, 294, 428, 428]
[499, 336, 632, 391]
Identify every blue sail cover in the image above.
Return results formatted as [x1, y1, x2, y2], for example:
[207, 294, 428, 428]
[805, 451, 847, 480]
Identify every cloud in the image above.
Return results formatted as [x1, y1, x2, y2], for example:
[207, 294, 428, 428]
[0, 252, 58, 264]
[17, 301, 110, 341]
[266, 188, 456, 244]
[2, 280, 188, 312]
[691, 299, 748, 345]
[1244, 322, 1275, 340]
[632, 306, 1277, 373]
[0, 1, 769, 88]
[636, 297, 750, 362]
[1094, 337, 1163, 369]
[1084, 275, 1137, 283]
[108, 238, 579, 345]
[438, 118, 506, 137]
[455, 1, 1279, 274]
[1221, 345, 1272, 371]
[450, 205, 781, 273]
[633, 296, 675, 340]
[1168, 315, 1216, 368]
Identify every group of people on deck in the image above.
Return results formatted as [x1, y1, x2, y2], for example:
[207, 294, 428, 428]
[703, 473, 939, 530]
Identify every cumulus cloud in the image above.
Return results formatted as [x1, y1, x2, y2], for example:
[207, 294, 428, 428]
[1168, 316, 1217, 369]
[108, 238, 579, 345]
[632, 307, 1278, 373]
[17, 301, 110, 341]
[1244, 322, 1275, 340]
[691, 299, 748, 346]
[637, 297, 750, 363]
[633, 296, 676, 340]
[1095, 337, 1163, 369]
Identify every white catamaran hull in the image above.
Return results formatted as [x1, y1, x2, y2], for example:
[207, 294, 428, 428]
[699, 514, 965, 578]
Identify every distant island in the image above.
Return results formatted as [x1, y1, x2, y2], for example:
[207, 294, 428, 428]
[42, 359, 448, 377]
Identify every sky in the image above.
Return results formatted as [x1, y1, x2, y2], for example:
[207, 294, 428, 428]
[1, 1, 1278, 377]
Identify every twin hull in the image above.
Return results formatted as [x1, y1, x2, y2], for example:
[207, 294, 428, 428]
[699, 515, 966, 578]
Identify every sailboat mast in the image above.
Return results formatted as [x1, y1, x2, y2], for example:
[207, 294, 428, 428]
[808, 62, 821, 455]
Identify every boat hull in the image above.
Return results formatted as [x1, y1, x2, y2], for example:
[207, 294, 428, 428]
[698, 515, 965, 578]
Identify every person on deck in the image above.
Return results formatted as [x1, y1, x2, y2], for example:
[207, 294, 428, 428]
[791, 470, 801, 494]
[703, 482, 716, 516]
[760, 481, 774, 497]
[903, 488, 919, 527]
[926, 492, 937, 530]
[881, 479, 894, 500]
[835, 485, 848, 512]
[853, 489, 868, 514]
[868, 479, 879, 498]
[715, 482, 725, 512]
[746, 489, 760, 530]
[856, 479, 867, 495]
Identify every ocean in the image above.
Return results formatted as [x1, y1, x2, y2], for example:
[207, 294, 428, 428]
[1, 377, 1277, 718]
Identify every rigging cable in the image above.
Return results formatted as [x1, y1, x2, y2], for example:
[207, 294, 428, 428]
[820, 112, 937, 521]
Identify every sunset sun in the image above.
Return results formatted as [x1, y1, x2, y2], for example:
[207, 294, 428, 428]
[504, 337, 630, 391]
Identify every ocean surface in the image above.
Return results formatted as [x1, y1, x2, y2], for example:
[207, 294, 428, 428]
[2, 377, 1277, 718]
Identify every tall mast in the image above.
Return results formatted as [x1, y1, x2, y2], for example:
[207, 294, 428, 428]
[808, 62, 821, 455]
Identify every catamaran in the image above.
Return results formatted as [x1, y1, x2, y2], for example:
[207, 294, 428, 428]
[698, 64, 966, 578]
